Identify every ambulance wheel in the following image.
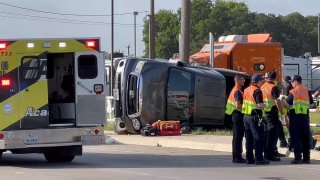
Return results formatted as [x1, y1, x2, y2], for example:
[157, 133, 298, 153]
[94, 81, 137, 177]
[44, 152, 75, 163]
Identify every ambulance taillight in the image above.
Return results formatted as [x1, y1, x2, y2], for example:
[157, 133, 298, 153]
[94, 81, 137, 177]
[1, 79, 11, 87]
[0, 42, 7, 49]
[0, 133, 5, 139]
[86, 40, 96, 48]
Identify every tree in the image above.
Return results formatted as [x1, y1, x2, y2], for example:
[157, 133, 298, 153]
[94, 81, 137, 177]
[143, 10, 179, 59]
[142, 0, 319, 57]
[189, 0, 213, 54]
[209, 0, 252, 36]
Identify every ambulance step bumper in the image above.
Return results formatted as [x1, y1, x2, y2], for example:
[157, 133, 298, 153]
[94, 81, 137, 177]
[0, 127, 105, 150]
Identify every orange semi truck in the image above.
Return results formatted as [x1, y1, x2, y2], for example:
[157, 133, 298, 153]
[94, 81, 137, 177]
[189, 34, 282, 82]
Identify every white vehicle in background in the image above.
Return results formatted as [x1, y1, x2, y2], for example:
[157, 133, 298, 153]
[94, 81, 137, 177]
[311, 56, 320, 91]
[283, 56, 312, 89]
[169, 53, 180, 63]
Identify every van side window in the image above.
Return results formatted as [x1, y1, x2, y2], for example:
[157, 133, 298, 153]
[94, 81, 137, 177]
[78, 55, 98, 79]
[167, 69, 195, 123]
[21, 56, 40, 80]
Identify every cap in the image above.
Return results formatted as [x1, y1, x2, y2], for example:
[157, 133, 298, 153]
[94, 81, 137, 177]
[284, 76, 291, 82]
[290, 75, 302, 82]
[252, 74, 264, 83]
[235, 74, 245, 79]
[266, 71, 276, 79]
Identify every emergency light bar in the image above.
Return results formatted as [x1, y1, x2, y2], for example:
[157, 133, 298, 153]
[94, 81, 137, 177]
[27, 43, 35, 48]
[59, 42, 67, 48]
[0, 42, 7, 49]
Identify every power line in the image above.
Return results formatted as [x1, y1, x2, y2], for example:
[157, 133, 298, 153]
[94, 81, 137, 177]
[0, 14, 144, 27]
[0, 1, 148, 17]
[0, 11, 144, 26]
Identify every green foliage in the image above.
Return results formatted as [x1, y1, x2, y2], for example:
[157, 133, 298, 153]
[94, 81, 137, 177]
[142, 0, 319, 58]
[143, 10, 179, 59]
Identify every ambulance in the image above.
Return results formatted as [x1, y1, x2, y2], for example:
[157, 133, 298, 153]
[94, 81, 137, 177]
[0, 38, 106, 162]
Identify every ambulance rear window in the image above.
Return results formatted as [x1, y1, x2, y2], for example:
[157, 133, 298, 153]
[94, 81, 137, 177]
[78, 55, 98, 79]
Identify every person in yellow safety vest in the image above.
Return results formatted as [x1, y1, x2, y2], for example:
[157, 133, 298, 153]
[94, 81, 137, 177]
[225, 74, 246, 163]
[261, 71, 284, 161]
[286, 75, 314, 164]
[242, 74, 269, 165]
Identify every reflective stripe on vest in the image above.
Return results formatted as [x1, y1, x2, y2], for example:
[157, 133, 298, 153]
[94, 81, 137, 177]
[290, 85, 310, 114]
[242, 85, 259, 115]
[225, 87, 243, 115]
[261, 82, 276, 112]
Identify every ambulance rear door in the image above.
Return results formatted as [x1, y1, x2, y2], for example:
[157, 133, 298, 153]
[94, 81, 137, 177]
[74, 52, 105, 126]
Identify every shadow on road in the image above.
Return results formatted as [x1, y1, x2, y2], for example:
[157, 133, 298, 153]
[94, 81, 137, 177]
[1, 150, 319, 169]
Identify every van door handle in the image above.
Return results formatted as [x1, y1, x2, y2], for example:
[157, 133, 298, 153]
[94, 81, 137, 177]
[77, 82, 93, 94]
[25, 88, 29, 92]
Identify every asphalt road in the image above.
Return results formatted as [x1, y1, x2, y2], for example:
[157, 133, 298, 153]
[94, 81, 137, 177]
[0, 144, 320, 180]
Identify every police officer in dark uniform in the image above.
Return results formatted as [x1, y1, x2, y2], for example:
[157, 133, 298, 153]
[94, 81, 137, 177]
[242, 74, 269, 165]
[286, 75, 314, 164]
[261, 71, 283, 161]
[283, 76, 293, 96]
[226, 74, 246, 163]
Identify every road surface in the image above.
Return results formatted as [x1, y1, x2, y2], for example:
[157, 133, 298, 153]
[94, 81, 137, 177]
[0, 144, 319, 180]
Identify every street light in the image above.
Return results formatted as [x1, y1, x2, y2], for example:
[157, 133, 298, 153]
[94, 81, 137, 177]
[134, 11, 138, 57]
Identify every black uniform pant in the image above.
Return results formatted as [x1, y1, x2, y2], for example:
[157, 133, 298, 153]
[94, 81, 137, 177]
[244, 114, 264, 162]
[289, 113, 310, 161]
[265, 113, 279, 159]
[232, 111, 244, 160]
[277, 119, 286, 143]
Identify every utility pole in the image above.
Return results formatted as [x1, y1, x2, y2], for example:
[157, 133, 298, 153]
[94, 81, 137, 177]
[149, 0, 155, 59]
[318, 13, 320, 53]
[125, 44, 130, 56]
[110, 0, 114, 95]
[209, 32, 215, 67]
[134, 12, 138, 57]
[180, 0, 191, 63]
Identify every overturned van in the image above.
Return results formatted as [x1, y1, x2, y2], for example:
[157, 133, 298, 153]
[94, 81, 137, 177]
[114, 58, 231, 134]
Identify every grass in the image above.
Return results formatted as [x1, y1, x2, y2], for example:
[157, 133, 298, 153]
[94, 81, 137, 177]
[191, 129, 232, 136]
[104, 121, 115, 131]
[191, 112, 320, 136]
[310, 112, 320, 135]
[105, 112, 320, 136]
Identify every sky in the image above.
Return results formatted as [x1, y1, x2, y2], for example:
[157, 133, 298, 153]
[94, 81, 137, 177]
[0, 0, 319, 57]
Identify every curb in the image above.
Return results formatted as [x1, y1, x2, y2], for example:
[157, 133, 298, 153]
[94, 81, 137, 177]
[105, 133, 320, 161]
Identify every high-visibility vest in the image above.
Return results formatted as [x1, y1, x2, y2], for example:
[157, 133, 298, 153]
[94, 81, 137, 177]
[225, 87, 243, 115]
[290, 85, 310, 114]
[242, 85, 259, 115]
[261, 82, 276, 112]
